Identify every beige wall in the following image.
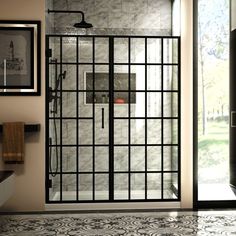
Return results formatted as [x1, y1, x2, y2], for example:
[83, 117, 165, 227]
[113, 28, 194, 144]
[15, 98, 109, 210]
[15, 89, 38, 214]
[0, 0, 45, 211]
[0, 0, 194, 212]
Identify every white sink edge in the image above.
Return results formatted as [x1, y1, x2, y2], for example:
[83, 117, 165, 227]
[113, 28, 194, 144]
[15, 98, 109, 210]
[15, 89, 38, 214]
[0, 173, 15, 207]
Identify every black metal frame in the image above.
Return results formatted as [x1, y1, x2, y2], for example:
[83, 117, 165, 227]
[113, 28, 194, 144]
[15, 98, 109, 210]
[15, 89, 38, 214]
[46, 35, 181, 203]
[193, 0, 236, 209]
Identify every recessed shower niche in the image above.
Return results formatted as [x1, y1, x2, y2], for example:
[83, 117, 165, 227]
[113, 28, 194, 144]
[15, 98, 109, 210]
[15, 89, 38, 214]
[85, 72, 136, 104]
[46, 35, 180, 203]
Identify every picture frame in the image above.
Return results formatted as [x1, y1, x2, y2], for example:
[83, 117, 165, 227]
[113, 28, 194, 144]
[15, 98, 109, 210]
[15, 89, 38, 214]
[0, 20, 41, 95]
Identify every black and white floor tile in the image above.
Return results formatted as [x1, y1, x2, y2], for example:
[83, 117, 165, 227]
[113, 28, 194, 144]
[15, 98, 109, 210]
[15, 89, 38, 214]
[1, 211, 236, 235]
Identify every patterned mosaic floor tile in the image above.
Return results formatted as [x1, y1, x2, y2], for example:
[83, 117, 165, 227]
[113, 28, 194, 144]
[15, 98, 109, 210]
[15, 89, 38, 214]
[0, 211, 236, 236]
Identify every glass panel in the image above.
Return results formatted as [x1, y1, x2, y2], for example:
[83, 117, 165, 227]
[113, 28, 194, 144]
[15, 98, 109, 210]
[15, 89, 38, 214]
[147, 92, 161, 117]
[131, 173, 145, 199]
[95, 174, 109, 200]
[172, 147, 178, 171]
[114, 92, 130, 104]
[130, 92, 145, 117]
[172, 119, 178, 144]
[114, 119, 128, 144]
[147, 173, 161, 199]
[62, 120, 76, 145]
[131, 65, 145, 90]
[163, 92, 178, 117]
[163, 119, 178, 144]
[163, 173, 178, 199]
[114, 65, 129, 91]
[79, 147, 92, 172]
[147, 119, 161, 144]
[78, 65, 92, 91]
[61, 65, 76, 90]
[171, 173, 178, 196]
[49, 96, 61, 118]
[79, 120, 93, 145]
[114, 174, 129, 200]
[172, 93, 178, 117]
[163, 92, 171, 117]
[163, 119, 171, 144]
[85, 72, 109, 92]
[131, 146, 145, 171]
[62, 92, 76, 117]
[49, 146, 61, 173]
[62, 147, 76, 172]
[232, 0, 236, 31]
[84, 91, 96, 104]
[163, 38, 178, 64]
[95, 37, 109, 63]
[131, 119, 145, 144]
[163, 146, 171, 171]
[49, 175, 60, 201]
[147, 146, 162, 171]
[198, 0, 231, 201]
[163, 65, 178, 90]
[114, 147, 128, 172]
[48, 63, 56, 91]
[114, 38, 128, 63]
[95, 106, 109, 145]
[172, 39, 179, 64]
[79, 37, 93, 63]
[62, 174, 76, 201]
[147, 38, 161, 63]
[62, 37, 76, 63]
[114, 72, 136, 91]
[131, 38, 145, 63]
[79, 92, 93, 117]
[49, 37, 60, 63]
[49, 119, 60, 145]
[95, 65, 109, 89]
[78, 174, 93, 200]
[147, 66, 161, 91]
[114, 102, 128, 118]
[95, 147, 109, 172]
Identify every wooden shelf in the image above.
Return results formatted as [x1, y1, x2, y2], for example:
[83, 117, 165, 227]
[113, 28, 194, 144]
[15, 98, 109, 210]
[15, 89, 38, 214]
[0, 123, 40, 133]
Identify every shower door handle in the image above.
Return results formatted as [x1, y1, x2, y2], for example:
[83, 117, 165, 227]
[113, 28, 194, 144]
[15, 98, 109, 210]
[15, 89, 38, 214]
[101, 108, 104, 129]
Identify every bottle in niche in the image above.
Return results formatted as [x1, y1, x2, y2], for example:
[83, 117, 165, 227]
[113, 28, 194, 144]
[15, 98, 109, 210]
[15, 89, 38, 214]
[106, 94, 109, 103]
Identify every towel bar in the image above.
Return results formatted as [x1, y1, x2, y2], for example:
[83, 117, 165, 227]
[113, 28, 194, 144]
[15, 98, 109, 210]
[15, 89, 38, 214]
[0, 123, 40, 133]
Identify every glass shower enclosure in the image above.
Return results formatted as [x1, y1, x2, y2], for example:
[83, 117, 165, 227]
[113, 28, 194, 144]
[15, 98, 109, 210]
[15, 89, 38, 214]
[46, 35, 180, 203]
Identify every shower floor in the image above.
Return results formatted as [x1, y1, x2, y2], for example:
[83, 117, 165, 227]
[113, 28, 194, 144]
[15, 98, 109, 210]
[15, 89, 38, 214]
[51, 190, 177, 201]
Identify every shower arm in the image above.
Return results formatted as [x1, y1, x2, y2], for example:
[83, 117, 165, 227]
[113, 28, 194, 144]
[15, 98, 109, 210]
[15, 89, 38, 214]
[47, 9, 85, 21]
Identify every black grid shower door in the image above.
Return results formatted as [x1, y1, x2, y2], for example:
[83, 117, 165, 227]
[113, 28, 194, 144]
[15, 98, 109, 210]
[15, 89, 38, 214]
[46, 35, 181, 203]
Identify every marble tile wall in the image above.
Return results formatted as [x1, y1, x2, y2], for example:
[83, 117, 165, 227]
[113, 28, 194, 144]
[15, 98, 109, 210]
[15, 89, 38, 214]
[47, 0, 172, 36]
[46, 0, 54, 34]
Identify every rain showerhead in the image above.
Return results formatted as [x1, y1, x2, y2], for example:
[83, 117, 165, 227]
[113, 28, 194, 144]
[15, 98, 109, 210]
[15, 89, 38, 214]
[48, 9, 93, 29]
[74, 20, 93, 28]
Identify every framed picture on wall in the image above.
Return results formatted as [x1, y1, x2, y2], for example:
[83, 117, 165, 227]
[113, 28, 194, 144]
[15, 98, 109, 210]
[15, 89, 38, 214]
[0, 20, 41, 95]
